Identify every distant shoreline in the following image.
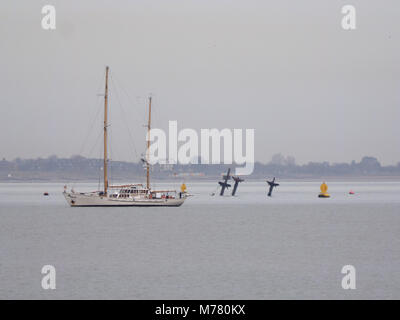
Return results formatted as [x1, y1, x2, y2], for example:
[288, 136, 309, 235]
[2, 155, 399, 184]
[2, 176, 400, 183]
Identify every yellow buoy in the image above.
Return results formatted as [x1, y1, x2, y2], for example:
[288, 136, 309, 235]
[318, 182, 330, 198]
[180, 183, 187, 193]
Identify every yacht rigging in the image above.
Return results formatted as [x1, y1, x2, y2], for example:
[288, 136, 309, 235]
[63, 66, 187, 207]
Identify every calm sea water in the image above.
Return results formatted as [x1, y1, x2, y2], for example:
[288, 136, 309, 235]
[0, 181, 399, 299]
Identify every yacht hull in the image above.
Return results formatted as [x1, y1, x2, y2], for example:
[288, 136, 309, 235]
[63, 192, 185, 207]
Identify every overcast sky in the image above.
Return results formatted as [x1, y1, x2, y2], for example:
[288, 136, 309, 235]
[1, 0, 399, 165]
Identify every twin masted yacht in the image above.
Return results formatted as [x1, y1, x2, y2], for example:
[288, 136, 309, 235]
[63, 66, 187, 207]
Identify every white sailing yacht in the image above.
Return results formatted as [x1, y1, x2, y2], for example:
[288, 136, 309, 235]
[63, 66, 187, 207]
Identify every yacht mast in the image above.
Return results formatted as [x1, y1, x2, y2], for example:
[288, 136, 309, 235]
[103, 66, 109, 195]
[146, 96, 152, 190]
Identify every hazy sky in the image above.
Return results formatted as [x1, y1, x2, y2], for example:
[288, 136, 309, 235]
[1, 0, 399, 165]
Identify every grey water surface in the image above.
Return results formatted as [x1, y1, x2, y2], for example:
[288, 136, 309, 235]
[0, 181, 399, 299]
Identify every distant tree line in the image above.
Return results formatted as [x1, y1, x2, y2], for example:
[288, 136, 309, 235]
[1, 154, 399, 181]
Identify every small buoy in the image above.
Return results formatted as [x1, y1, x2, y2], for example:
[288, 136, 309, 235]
[318, 182, 330, 198]
[43, 192, 49, 196]
[180, 183, 187, 193]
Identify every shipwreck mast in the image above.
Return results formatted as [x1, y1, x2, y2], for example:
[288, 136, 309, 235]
[103, 66, 109, 195]
[146, 96, 152, 190]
